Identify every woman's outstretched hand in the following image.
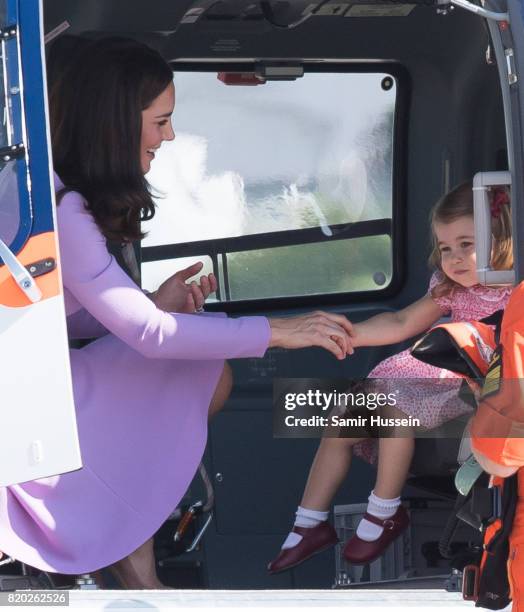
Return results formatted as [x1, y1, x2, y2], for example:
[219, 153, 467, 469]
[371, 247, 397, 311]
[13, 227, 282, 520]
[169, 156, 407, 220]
[268, 311, 354, 360]
[150, 261, 217, 313]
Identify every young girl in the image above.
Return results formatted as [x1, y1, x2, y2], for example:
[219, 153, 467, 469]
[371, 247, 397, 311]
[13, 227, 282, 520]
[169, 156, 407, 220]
[268, 180, 514, 574]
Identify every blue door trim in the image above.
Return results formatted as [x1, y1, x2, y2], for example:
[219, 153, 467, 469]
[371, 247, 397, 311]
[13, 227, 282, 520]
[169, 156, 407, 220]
[5, 0, 54, 257]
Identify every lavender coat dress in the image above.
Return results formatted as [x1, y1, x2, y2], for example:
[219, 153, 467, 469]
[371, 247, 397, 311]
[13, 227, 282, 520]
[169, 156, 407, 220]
[0, 174, 270, 574]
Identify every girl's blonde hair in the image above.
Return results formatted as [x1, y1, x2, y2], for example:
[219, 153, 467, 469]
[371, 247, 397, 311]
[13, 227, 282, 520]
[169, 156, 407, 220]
[428, 180, 513, 297]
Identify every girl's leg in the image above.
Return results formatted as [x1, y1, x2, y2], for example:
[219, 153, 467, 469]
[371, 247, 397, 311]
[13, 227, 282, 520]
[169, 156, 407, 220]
[268, 436, 364, 573]
[279, 436, 364, 550]
[375, 435, 415, 499]
[343, 414, 414, 564]
[284, 436, 361, 546]
[353, 435, 414, 542]
[301, 436, 361, 510]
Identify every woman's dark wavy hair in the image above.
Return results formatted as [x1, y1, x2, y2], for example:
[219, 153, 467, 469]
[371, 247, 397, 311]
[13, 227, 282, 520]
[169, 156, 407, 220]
[49, 37, 173, 242]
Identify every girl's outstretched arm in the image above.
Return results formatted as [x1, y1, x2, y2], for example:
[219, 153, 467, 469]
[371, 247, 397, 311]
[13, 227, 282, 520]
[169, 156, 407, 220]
[351, 294, 443, 348]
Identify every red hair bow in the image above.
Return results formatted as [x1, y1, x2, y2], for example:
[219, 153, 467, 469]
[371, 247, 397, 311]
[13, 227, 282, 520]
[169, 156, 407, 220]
[490, 187, 510, 218]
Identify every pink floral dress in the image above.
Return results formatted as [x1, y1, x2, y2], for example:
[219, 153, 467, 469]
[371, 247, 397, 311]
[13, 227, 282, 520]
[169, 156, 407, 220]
[353, 272, 512, 464]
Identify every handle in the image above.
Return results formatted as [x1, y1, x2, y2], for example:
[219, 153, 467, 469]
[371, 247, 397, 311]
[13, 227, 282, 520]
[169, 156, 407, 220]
[472, 171, 514, 286]
[0, 236, 42, 302]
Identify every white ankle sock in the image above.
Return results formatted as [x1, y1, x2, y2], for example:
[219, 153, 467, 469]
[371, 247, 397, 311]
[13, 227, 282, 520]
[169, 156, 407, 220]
[355, 491, 401, 543]
[281, 506, 329, 550]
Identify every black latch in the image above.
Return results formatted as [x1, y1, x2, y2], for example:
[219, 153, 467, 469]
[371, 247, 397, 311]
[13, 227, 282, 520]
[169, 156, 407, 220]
[26, 258, 56, 278]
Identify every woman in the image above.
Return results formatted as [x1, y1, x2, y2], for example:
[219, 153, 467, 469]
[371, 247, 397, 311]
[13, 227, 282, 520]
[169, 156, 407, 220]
[0, 37, 353, 588]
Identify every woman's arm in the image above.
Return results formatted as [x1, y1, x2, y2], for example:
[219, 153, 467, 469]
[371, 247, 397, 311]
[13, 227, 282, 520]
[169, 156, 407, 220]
[57, 194, 270, 360]
[57, 194, 352, 360]
[351, 295, 444, 348]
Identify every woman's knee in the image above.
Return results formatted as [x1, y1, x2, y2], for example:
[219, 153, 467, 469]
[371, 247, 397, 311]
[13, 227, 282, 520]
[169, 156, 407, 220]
[208, 362, 233, 418]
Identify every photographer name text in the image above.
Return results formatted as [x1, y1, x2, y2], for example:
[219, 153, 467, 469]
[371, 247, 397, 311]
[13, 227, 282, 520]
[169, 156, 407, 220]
[284, 414, 421, 427]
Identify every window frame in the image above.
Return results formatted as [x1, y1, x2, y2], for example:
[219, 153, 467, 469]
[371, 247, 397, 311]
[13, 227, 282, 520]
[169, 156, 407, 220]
[141, 61, 409, 313]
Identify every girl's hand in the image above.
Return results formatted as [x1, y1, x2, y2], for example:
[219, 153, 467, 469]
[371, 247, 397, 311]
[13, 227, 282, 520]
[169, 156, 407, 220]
[268, 311, 355, 360]
[150, 262, 217, 313]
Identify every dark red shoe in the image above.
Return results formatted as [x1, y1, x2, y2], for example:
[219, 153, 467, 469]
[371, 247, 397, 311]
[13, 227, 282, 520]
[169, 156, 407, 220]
[267, 522, 339, 574]
[343, 505, 409, 565]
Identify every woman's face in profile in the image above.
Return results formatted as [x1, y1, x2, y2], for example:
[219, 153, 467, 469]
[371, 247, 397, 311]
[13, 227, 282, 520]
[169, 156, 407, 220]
[140, 81, 176, 174]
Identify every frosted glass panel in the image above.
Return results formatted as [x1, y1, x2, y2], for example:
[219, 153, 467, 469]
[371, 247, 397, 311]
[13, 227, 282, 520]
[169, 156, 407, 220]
[143, 72, 395, 247]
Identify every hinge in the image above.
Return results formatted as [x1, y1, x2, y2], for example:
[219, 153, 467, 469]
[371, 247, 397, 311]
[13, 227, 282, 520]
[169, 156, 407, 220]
[0, 143, 25, 162]
[0, 25, 17, 40]
[505, 48, 518, 85]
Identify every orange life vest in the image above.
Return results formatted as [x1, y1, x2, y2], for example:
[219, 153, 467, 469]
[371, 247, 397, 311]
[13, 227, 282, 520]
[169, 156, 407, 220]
[413, 309, 521, 609]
